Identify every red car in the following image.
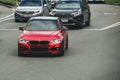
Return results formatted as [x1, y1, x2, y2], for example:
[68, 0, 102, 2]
[18, 16, 68, 56]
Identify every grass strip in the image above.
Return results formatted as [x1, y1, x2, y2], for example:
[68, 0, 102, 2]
[0, 0, 17, 5]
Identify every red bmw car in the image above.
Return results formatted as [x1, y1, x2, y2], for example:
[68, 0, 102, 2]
[18, 16, 68, 56]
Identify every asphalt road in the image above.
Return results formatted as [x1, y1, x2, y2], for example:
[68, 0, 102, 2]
[0, 4, 120, 80]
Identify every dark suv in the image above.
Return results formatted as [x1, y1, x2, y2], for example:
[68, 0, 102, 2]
[49, 0, 91, 29]
[14, 0, 50, 22]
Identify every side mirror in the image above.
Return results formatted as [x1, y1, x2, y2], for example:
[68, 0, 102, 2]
[62, 26, 68, 31]
[44, 4, 47, 7]
[19, 27, 24, 31]
[16, 3, 19, 6]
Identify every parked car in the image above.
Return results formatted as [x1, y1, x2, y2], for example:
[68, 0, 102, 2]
[18, 16, 68, 56]
[14, 0, 50, 22]
[49, 0, 91, 29]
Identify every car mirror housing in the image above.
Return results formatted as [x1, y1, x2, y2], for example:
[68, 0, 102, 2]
[62, 26, 68, 31]
[44, 4, 47, 7]
[16, 3, 19, 6]
[19, 27, 24, 31]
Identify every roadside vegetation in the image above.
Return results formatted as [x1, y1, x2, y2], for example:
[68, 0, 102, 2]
[0, 0, 17, 5]
[105, 0, 120, 4]
[0, 0, 119, 5]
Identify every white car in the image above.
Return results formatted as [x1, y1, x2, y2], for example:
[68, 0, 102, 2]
[14, 0, 50, 22]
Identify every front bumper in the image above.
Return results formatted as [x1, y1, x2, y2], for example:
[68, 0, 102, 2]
[18, 42, 62, 55]
[15, 12, 42, 21]
[51, 14, 83, 26]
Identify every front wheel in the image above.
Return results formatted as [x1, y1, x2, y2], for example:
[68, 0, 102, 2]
[85, 13, 91, 26]
[77, 22, 83, 29]
[65, 36, 68, 50]
[18, 52, 24, 56]
[15, 18, 19, 22]
[85, 16, 90, 26]
[77, 15, 84, 29]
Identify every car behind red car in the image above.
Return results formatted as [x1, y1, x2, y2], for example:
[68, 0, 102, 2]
[18, 16, 68, 56]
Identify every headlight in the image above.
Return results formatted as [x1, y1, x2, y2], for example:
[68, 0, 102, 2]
[19, 39, 28, 43]
[51, 39, 61, 44]
[49, 11, 56, 16]
[72, 9, 81, 17]
[33, 10, 43, 15]
[72, 12, 80, 16]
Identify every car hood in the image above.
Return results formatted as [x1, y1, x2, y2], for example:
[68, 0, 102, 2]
[20, 30, 61, 41]
[16, 6, 42, 11]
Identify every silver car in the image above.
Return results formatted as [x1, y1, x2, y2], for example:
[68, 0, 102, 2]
[14, 0, 50, 22]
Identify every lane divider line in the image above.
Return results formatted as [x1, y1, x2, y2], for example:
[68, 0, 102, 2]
[0, 8, 14, 21]
[100, 22, 120, 30]
[0, 13, 14, 20]
[84, 22, 120, 31]
[0, 17, 14, 23]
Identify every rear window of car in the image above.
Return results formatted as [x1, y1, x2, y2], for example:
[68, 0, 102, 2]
[26, 20, 60, 31]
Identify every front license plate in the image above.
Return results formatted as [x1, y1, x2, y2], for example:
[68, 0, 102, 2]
[62, 19, 68, 22]
[24, 14, 32, 17]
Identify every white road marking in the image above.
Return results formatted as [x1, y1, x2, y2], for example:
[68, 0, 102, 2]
[0, 13, 14, 20]
[0, 17, 14, 23]
[104, 12, 117, 15]
[100, 22, 120, 30]
[84, 22, 120, 31]
[0, 8, 14, 21]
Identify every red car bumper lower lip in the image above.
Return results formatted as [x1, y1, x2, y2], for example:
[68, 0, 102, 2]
[18, 43, 62, 55]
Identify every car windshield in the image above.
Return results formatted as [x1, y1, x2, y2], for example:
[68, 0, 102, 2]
[56, 1, 81, 9]
[26, 20, 60, 31]
[19, 1, 41, 6]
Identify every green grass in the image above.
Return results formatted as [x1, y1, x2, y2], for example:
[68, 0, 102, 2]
[0, 0, 17, 5]
[105, 0, 120, 4]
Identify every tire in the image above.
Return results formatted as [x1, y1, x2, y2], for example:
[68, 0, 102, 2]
[77, 22, 83, 29]
[18, 46, 24, 56]
[85, 15, 91, 26]
[18, 52, 23, 56]
[77, 15, 84, 29]
[65, 37, 68, 50]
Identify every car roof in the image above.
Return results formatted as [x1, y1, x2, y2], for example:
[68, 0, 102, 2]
[30, 16, 59, 20]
